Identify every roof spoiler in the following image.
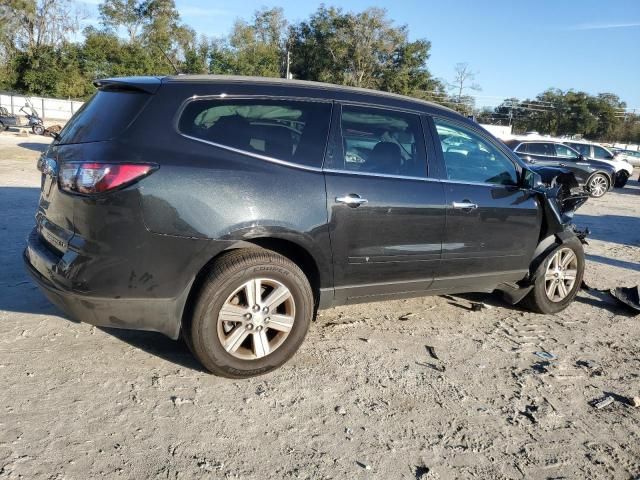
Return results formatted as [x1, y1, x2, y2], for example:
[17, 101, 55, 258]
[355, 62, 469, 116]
[93, 76, 162, 94]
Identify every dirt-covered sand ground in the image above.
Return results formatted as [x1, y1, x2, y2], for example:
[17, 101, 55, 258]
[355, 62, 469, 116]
[0, 133, 638, 479]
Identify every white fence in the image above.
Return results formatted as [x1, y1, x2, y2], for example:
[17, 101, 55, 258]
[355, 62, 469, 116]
[0, 92, 84, 122]
[480, 124, 513, 139]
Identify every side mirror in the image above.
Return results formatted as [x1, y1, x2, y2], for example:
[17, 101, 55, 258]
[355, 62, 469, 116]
[522, 168, 543, 189]
[578, 154, 586, 161]
[606, 154, 614, 160]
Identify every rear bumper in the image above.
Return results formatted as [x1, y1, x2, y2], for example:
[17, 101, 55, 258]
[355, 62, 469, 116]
[24, 227, 184, 339]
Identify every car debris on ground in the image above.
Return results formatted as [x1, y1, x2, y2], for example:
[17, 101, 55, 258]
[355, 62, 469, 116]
[591, 396, 615, 409]
[610, 285, 640, 313]
[534, 351, 557, 361]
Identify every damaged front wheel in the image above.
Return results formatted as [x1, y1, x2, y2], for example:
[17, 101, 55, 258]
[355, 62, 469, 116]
[522, 238, 585, 314]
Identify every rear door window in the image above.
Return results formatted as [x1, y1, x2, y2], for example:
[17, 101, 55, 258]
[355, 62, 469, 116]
[333, 104, 427, 177]
[526, 143, 555, 155]
[178, 99, 332, 168]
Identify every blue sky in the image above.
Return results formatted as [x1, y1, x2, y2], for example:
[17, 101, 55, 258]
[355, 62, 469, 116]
[78, 0, 640, 110]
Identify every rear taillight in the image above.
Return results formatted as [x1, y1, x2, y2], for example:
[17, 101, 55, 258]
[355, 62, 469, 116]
[59, 162, 157, 194]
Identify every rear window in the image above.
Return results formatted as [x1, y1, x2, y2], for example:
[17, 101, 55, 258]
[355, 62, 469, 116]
[56, 90, 150, 144]
[178, 99, 332, 168]
[525, 143, 555, 155]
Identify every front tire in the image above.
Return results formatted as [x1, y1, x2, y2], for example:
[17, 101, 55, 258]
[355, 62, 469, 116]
[186, 249, 314, 378]
[521, 238, 584, 314]
[32, 124, 45, 135]
[614, 171, 629, 188]
[587, 173, 609, 198]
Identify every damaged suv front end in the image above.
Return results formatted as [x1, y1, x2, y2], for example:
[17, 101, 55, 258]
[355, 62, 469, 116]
[496, 165, 590, 306]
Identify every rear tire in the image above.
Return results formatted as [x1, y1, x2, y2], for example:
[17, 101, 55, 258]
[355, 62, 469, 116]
[521, 238, 584, 314]
[587, 173, 609, 198]
[614, 171, 629, 188]
[186, 249, 314, 378]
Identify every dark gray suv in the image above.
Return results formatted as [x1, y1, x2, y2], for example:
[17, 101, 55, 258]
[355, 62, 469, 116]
[25, 76, 587, 377]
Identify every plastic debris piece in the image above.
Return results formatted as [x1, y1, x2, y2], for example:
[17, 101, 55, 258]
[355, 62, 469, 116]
[591, 395, 614, 409]
[425, 345, 439, 360]
[534, 351, 557, 361]
[610, 285, 640, 313]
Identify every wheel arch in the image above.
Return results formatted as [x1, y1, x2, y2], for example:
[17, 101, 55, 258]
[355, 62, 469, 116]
[529, 232, 580, 279]
[586, 170, 611, 190]
[180, 235, 329, 337]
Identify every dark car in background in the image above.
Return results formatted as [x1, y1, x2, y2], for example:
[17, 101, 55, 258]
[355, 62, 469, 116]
[503, 139, 616, 198]
[563, 140, 634, 188]
[25, 76, 588, 377]
[0, 106, 18, 131]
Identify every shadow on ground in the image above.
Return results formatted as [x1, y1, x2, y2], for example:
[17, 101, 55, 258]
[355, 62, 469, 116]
[586, 253, 640, 272]
[574, 213, 640, 246]
[611, 178, 640, 196]
[99, 327, 207, 372]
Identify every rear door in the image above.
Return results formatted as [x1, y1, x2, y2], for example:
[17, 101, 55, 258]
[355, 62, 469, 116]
[430, 118, 541, 292]
[324, 103, 445, 303]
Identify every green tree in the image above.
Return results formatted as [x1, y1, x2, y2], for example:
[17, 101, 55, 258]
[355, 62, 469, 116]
[210, 7, 287, 77]
[289, 6, 444, 98]
[99, 0, 146, 43]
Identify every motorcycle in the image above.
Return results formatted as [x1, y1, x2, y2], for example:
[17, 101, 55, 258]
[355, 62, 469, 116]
[20, 102, 45, 135]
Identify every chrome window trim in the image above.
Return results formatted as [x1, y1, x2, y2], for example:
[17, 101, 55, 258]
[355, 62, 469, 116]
[177, 137, 525, 188]
[323, 168, 436, 182]
[323, 167, 514, 188]
[179, 134, 323, 173]
[438, 178, 520, 188]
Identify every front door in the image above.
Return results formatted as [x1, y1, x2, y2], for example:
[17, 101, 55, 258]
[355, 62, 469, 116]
[324, 103, 445, 303]
[430, 118, 542, 292]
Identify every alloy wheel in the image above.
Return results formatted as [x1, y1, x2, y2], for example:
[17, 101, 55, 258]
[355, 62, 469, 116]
[588, 175, 608, 197]
[544, 248, 578, 302]
[217, 278, 295, 360]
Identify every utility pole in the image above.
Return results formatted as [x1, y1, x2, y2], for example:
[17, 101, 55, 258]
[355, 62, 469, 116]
[285, 48, 291, 80]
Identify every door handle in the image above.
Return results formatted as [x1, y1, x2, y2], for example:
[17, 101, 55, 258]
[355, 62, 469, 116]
[336, 194, 368, 207]
[452, 201, 478, 210]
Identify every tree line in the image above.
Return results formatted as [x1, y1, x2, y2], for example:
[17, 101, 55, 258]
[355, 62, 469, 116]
[1, 0, 638, 143]
[477, 89, 640, 143]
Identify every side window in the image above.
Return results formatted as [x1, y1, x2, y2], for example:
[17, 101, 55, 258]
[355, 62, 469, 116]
[593, 146, 611, 159]
[515, 143, 529, 153]
[526, 143, 554, 155]
[568, 143, 590, 157]
[178, 99, 332, 168]
[337, 104, 427, 177]
[554, 144, 579, 159]
[434, 119, 518, 186]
